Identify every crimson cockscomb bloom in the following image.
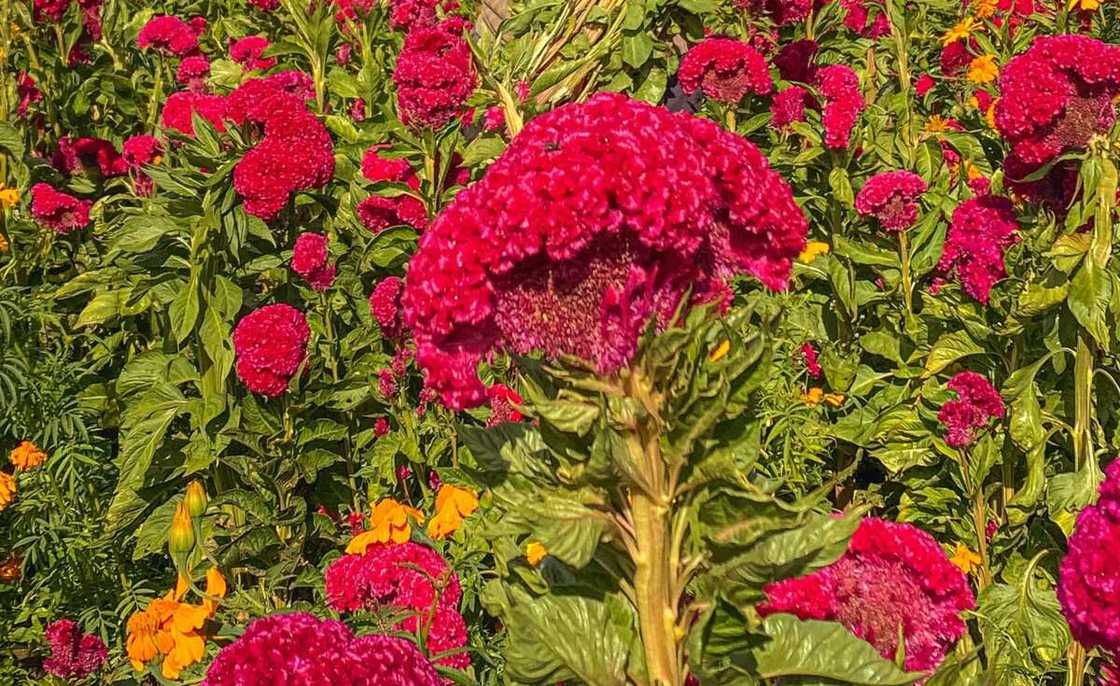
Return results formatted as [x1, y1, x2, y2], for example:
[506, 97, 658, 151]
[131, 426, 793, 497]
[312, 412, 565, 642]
[161, 91, 228, 137]
[30, 183, 91, 234]
[229, 35, 276, 71]
[855, 171, 928, 232]
[915, 74, 936, 96]
[176, 55, 210, 92]
[487, 383, 523, 426]
[291, 233, 336, 291]
[43, 619, 107, 680]
[678, 38, 773, 104]
[937, 371, 1005, 447]
[402, 93, 807, 408]
[771, 86, 809, 128]
[121, 135, 161, 168]
[370, 276, 404, 338]
[817, 64, 864, 149]
[736, 0, 813, 25]
[390, 0, 440, 31]
[203, 612, 441, 686]
[841, 0, 890, 38]
[759, 517, 975, 674]
[937, 196, 1019, 304]
[1059, 461, 1120, 655]
[137, 15, 200, 55]
[773, 39, 819, 84]
[52, 136, 127, 178]
[800, 342, 822, 378]
[232, 304, 310, 397]
[17, 73, 42, 118]
[393, 18, 477, 129]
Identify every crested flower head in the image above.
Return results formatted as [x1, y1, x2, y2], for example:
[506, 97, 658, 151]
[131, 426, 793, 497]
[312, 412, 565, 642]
[736, 0, 813, 25]
[841, 0, 891, 38]
[291, 233, 336, 291]
[402, 92, 808, 409]
[160, 91, 228, 137]
[487, 383, 523, 425]
[390, 0, 442, 31]
[759, 517, 975, 674]
[229, 35, 276, 71]
[771, 86, 810, 129]
[816, 64, 865, 149]
[937, 371, 1005, 447]
[393, 18, 477, 129]
[937, 196, 1019, 303]
[231, 304, 310, 397]
[855, 171, 928, 232]
[774, 39, 819, 84]
[176, 55, 211, 92]
[122, 135, 162, 168]
[1059, 460, 1120, 654]
[678, 37, 773, 103]
[52, 136, 127, 178]
[369, 276, 405, 338]
[30, 183, 92, 234]
[43, 619, 108, 679]
[137, 15, 200, 55]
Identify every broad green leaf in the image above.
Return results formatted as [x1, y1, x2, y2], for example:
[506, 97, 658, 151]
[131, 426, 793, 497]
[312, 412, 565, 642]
[76, 290, 122, 327]
[924, 331, 985, 376]
[1067, 261, 1112, 348]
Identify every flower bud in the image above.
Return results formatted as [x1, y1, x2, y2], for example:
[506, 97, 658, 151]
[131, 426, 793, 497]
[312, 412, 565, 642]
[169, 501, 195, 554]
[185, 480, 208, 517]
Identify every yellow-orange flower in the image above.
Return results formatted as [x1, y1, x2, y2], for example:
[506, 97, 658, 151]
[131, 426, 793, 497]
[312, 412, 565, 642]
[427, 484, 480, 540]
[709, 338, 731, 362]
[0, 472, 15, 512]
[0, 553, 20, 583]
[9, 441, 46, 471]
[346, 498, 423, 553]
[1069, 0, 1100, 9]
[0, 234, 8, 254]
[949, 543, 982, 575]
[967, 55, 999, 84]
[924, 115, 951, 135]
[942, 16, 978, 46]
[972, 0, 998, 17]
[823, 392, 846, 408]
[798, 241, 830, 264]
[126, 567, 226, 679]
[0, 188, 18, 209]
[801, 387, 824, 406]
[526, 542, 548, 566]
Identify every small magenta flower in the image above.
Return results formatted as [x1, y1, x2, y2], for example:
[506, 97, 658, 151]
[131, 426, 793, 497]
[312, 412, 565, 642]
[937, 371, 1005, 447]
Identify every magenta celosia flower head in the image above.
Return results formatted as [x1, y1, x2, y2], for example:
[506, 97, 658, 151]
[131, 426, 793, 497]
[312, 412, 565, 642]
[232, 304, 310, 397]
[30, 183, 92, 234]
[1059, 461, 1120, 654]
[393, 18, 477, 129]
[229, 35, 276, 71]
[841, 0, 890, 38]
[736, 0, 813, 25]
[137, 15, 200, 55]
[161, 91, 228, 137]
[937, 371, 1005, 447]
[774, 39, 819, 84]
[203, 612, 441, 686]
[122, 134, 162, 168]
[678, 38, 773, 104]
[937, 196, 1019, 304]
[759, 517, 975, 674]
[771, 86, 810, 129]
[291, 233, 336, 291]
[855, 171, 928, 232]
[176, 54, 211, 92]
[370, 276, 404, 338]
[816, 64, 865, 149]
[42, 619, 107, 679]
[402, 92, 808, 409]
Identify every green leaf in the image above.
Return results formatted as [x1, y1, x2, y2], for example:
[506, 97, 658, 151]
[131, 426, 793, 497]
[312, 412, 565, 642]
[459, 135, 507, 167]
[977, 556, 1070, 675]
[531, 399, 600, 436]
[76, 290, 122, 327]
[621, 32, 654, 69]
[1067, 261, 1112, 348]
[133, 497, 180, 560]
[924, 330, 985, 377]
[169, 275, 201, 344]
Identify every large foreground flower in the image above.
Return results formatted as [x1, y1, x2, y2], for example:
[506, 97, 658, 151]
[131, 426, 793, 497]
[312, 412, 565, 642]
[203, 612, 441, 685]
[402, 92, 807, 408]
[232, 304, 310, 397]
[759, 517, 975, 673]
[1059, 461, 1120, 654]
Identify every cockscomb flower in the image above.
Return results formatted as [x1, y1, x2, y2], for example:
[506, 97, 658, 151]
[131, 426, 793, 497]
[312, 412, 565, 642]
[773, 39, 819, 84]
[370, 276, 405, 338]
[30, 183, 91, 234]
[1059, 460, 1120, 654]
[482, 106, 506, 133]
[52, 136, 127, 178]
[17, 72, 42, 118]
[816, 64, 864, 149]
[33, 0, 69, 23]
[161, 91, 228, 137]
[855, 171, 928, 232]
[800, 343, 822, 378]
[759, 517, 974, 674]
[231, 304, 310, 397]
[122, 135, 162, 168]
[678, 37, 773, 104]
[361, 146, 419, 187]
[291, 233, 336, 291]
[736, 0, 813, 25]
[937, 371, 1005, 447]
[915, 74, 936, 96]
[43, 619, 107, 680]
[357, 195, 428, 233]
[840, 0, 890, 38]
[203, 612, 441, 686]
[390, 0, 440, 31]
[771, 86, 809, 129]
[402, 93, 807, 408]
[393, 18, 477, 129]
[937, 196, 1019, 303]
[176, 55, 210, 92]
[229, 35, 276, 71]
[247, 0, 279, 9]
[487, 383, 523, 426]
[137, 15, 200, 55]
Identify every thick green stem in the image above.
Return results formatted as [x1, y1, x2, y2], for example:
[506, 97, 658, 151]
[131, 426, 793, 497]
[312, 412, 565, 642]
[1073, 334, 1093, 472]
[1067, 641, 1087, 686]
[899, 230, 913, 321]
[959, 448, 991, 591]
[631, 490, 679, 686]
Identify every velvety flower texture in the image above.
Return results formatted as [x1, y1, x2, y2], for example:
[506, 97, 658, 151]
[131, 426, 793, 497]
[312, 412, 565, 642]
[1059, 460, 1120, 654]
[232, 304, 310, 397]
[52, 136, 127, 178]
[176, 55, 211, 92]
[759, 517, 975, 674]
[203, 612, 440, 686]
[402, 93, 808, 408]
[390, 0, 440, 31]
[995, 35, 1120, 208]
[816, 64, 865, 149]
[43, 619, 108, 679]
[30, 183, 92, 234]
[937, 196, 1019, 303]
[855, 171, 928, 231]
[678, 38, 773, 104]
[358, 147, 428, 231]
[771, 86, 809, 129]
[370, 276, 404, 338]
[228, 76, 335, 220]
[487, 383, 523, 426]
[122, 134, 161, 168]
[324, 542, 470, 672]
[937, 371, 1005, 448]
[393, 18, 477, 129]
[161, 91, 228, 137]
[736, 0, 814, 25]
[773, 39, 819, 84]
[841, 0, 890, 38]
[800, 342, 822, 378]
[137, 15, 200, 56]
[291, 233, 336, 291]
[229, 36, 276, 71]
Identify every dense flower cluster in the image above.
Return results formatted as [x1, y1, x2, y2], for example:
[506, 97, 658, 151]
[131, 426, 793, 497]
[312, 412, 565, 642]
[231, 304, 310, 397]
[291, 233, 336, 291]
[816, 64, 864, 149]
[759, 517, 975, 673]
[1059, 460, 1120, 654]
[487, 383, 523, 426]
[855, 171, 928, 232]
[771, 86, 809, 128]
[358, 146, 428, 232]
[774, 39, 818, 83]
[937, 371, 1005, 448]
[370, 276, 404, 338]
[121, 135, 161, 168]
[402, 93, 807, 408]
[937, 196, 1019, 303]
[43, 619, 107, 679]
[17, 72, 42, 118]
[176, 55, 211, 92]
[736, 0, 813, 25]
[229, 36, 276, 71]
[137, 15, 201, 56]
[161, 91, 228, 137]
[393, 18, 477, 129]
[841, 0, 890, 38]
[325, 542, 469, 671]
[800, 342, 822, 378]
[52, 137, 125, 178]
[203, 612, 441, 686]
[390, 0, 442, 31]
[995, 35, 1120, 209]
[678, 38, 773, 104]
[30, 183, 92, 234]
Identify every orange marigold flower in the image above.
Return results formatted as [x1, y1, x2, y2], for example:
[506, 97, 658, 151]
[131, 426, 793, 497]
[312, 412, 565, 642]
[972, 0, 998, 17]
[0, 472, 15, 512]
[0, 553, 20, 583]
[1069, 0, 1100, 9]
[967, 55, 999, 84]
[798, 241, 830, 264]
[126, 567, 226, 678]
[801, 387, 824, 406]
[0, 187, 18, 209]
[949, 543, 982, 574]
[346, 498, 423, 553]
[526, 541, 548, 566]
[0, 234, 8, 253]
[427, 484, 480, 540]
[924, 115, 951, 134]
[942, 16, 978, 46]
[9, 441, 46, 471]
[709, 339, 731, 362]
[823, 392, 846, 408]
